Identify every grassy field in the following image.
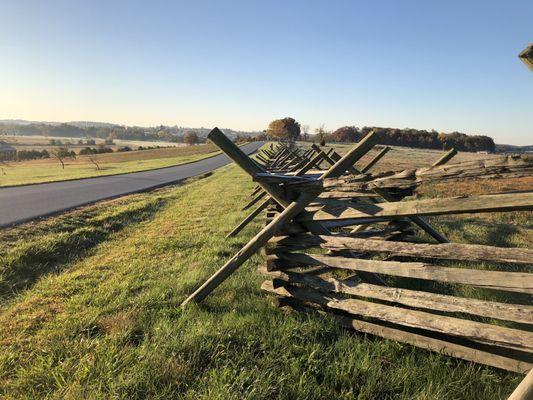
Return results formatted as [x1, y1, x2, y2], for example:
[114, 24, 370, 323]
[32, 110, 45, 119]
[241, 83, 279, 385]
[2, 134, 185, 150]
[0, 144, 221, 187]
[302, 142, 500, 173]
[0, 145, 530, 398]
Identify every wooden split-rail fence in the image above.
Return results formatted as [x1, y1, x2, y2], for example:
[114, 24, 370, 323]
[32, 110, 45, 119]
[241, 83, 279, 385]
[182, 128, 533, 398]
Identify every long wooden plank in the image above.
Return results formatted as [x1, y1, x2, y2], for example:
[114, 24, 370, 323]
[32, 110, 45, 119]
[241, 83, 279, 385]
[308, 148, 449, 244]
[320, 147, 450, 243]
[320, 133, 378, 179]
[271, 271, 533, 324]
[339, 316, 532, 376]
[278, 235, 533, 265]
[508, 369, 533, 399]
[431, 148, 457, 167]
[226, 198, 270, 238]
[270, 228, 408, 247]
[372, 187, 449, 243]
[299, 192, 533, 222]
[262, 282, 533, 351]
[320, 154, 533, 193]
[294, 134, 386, 286]
[318, 148, 360, 175]
[276, 252, 533, 294]
[318, 191, 380, 199]
[256, 153, 269, 164]
[242, 190, 267, 210]
[313, 154, 533, 196]
[262, 282, 531, 374]
[288, 156, 313, 172]
[360, 146, 391, 173]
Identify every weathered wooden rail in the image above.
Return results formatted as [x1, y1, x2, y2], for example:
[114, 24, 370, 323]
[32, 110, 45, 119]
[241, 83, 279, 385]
[181, 128, 533, 398]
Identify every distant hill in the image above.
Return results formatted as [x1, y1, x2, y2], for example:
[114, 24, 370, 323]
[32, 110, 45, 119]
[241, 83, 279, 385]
[0, 119, 263, 143]
[67, 121, 122, 129]
[0, 119, 61, 126]
[0, 119, 119, 128]
[495, 144, 533, 153]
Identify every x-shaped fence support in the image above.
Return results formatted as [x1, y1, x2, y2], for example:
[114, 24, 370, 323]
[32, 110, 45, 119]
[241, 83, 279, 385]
[181, 128, 383, 306]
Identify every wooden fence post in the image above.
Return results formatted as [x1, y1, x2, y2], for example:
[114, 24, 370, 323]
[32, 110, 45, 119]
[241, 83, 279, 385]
[182, 129, 382, 305]
[181, 192, 318, 306]
[507, 368, 533, 400]
[361, 146, 391, 173]
[432, 148, 457, 167]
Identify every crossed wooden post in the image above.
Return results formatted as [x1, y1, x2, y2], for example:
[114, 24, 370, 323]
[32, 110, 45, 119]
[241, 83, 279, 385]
[311, 143, 452, 243]
[181, 128, 382, 306]
[228, 149, 329, 237]
[229, 142, 455, 240]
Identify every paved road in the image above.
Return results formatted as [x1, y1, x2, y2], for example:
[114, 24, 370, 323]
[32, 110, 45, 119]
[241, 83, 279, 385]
[0, 142, 263, 227]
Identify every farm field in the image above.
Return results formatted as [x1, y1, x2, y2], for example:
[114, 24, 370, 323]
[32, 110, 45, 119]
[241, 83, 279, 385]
[299, 142, 501, 173]
[1, 134, 185, 150]
[0, 143, 222, 187]
[0, 144, 530, 399]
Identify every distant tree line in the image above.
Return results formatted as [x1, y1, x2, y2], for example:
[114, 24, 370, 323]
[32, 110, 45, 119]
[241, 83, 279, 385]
[79, 146, 114, 155]
[265, 118, 496, 152]
[16, 149, 50, 161]
[233, 133, 268, 144]
[0, 122, 262, 143]
[328, 126, 495, 152]
[495, 143, 533, 153]
[50, 139, 98, 146]
[0, 122, 189, 142]
[262, 117, 495, 152]
[2, 119, 497, 153]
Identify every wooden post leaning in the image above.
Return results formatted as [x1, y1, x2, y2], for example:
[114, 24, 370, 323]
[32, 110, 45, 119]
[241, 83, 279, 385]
[432, 148, 457, 167]
[181, 128, 381, 306]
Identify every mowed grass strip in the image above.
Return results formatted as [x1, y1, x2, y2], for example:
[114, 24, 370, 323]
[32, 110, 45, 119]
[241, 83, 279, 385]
[0, 143, 221, 187]
[0, 165, 525, 399]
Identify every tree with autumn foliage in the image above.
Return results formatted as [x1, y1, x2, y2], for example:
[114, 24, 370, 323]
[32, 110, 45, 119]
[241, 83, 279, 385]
[331, 126, 361, 142]
[183, 131, 199, 145]
[266, 117, 301, 141]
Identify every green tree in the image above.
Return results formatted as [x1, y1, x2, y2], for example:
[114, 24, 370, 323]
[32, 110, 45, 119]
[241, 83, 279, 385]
[266, 117, 301, 141]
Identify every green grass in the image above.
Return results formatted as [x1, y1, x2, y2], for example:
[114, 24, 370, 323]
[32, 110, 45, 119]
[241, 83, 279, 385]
[0, 147, 220, 187]
[0, 163, 525, 399]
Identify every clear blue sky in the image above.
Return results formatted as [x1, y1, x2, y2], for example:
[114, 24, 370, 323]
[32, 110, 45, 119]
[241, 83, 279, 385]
[1, 0, 531, 144]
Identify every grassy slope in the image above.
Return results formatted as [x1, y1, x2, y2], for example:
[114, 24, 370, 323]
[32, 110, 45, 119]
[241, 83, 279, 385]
[0, 161, 527, 399]
[0, 144, 221, 187]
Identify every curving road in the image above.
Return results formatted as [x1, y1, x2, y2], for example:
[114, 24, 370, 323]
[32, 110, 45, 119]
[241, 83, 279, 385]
[0, 142, 263, 228]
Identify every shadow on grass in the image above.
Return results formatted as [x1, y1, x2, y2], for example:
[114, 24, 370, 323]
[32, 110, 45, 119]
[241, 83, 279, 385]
[442, 218, 523, 247]
[0, 196, 169, 302]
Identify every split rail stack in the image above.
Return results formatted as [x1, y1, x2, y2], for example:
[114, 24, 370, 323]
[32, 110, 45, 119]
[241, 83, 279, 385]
[182, 128, 533, 386]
